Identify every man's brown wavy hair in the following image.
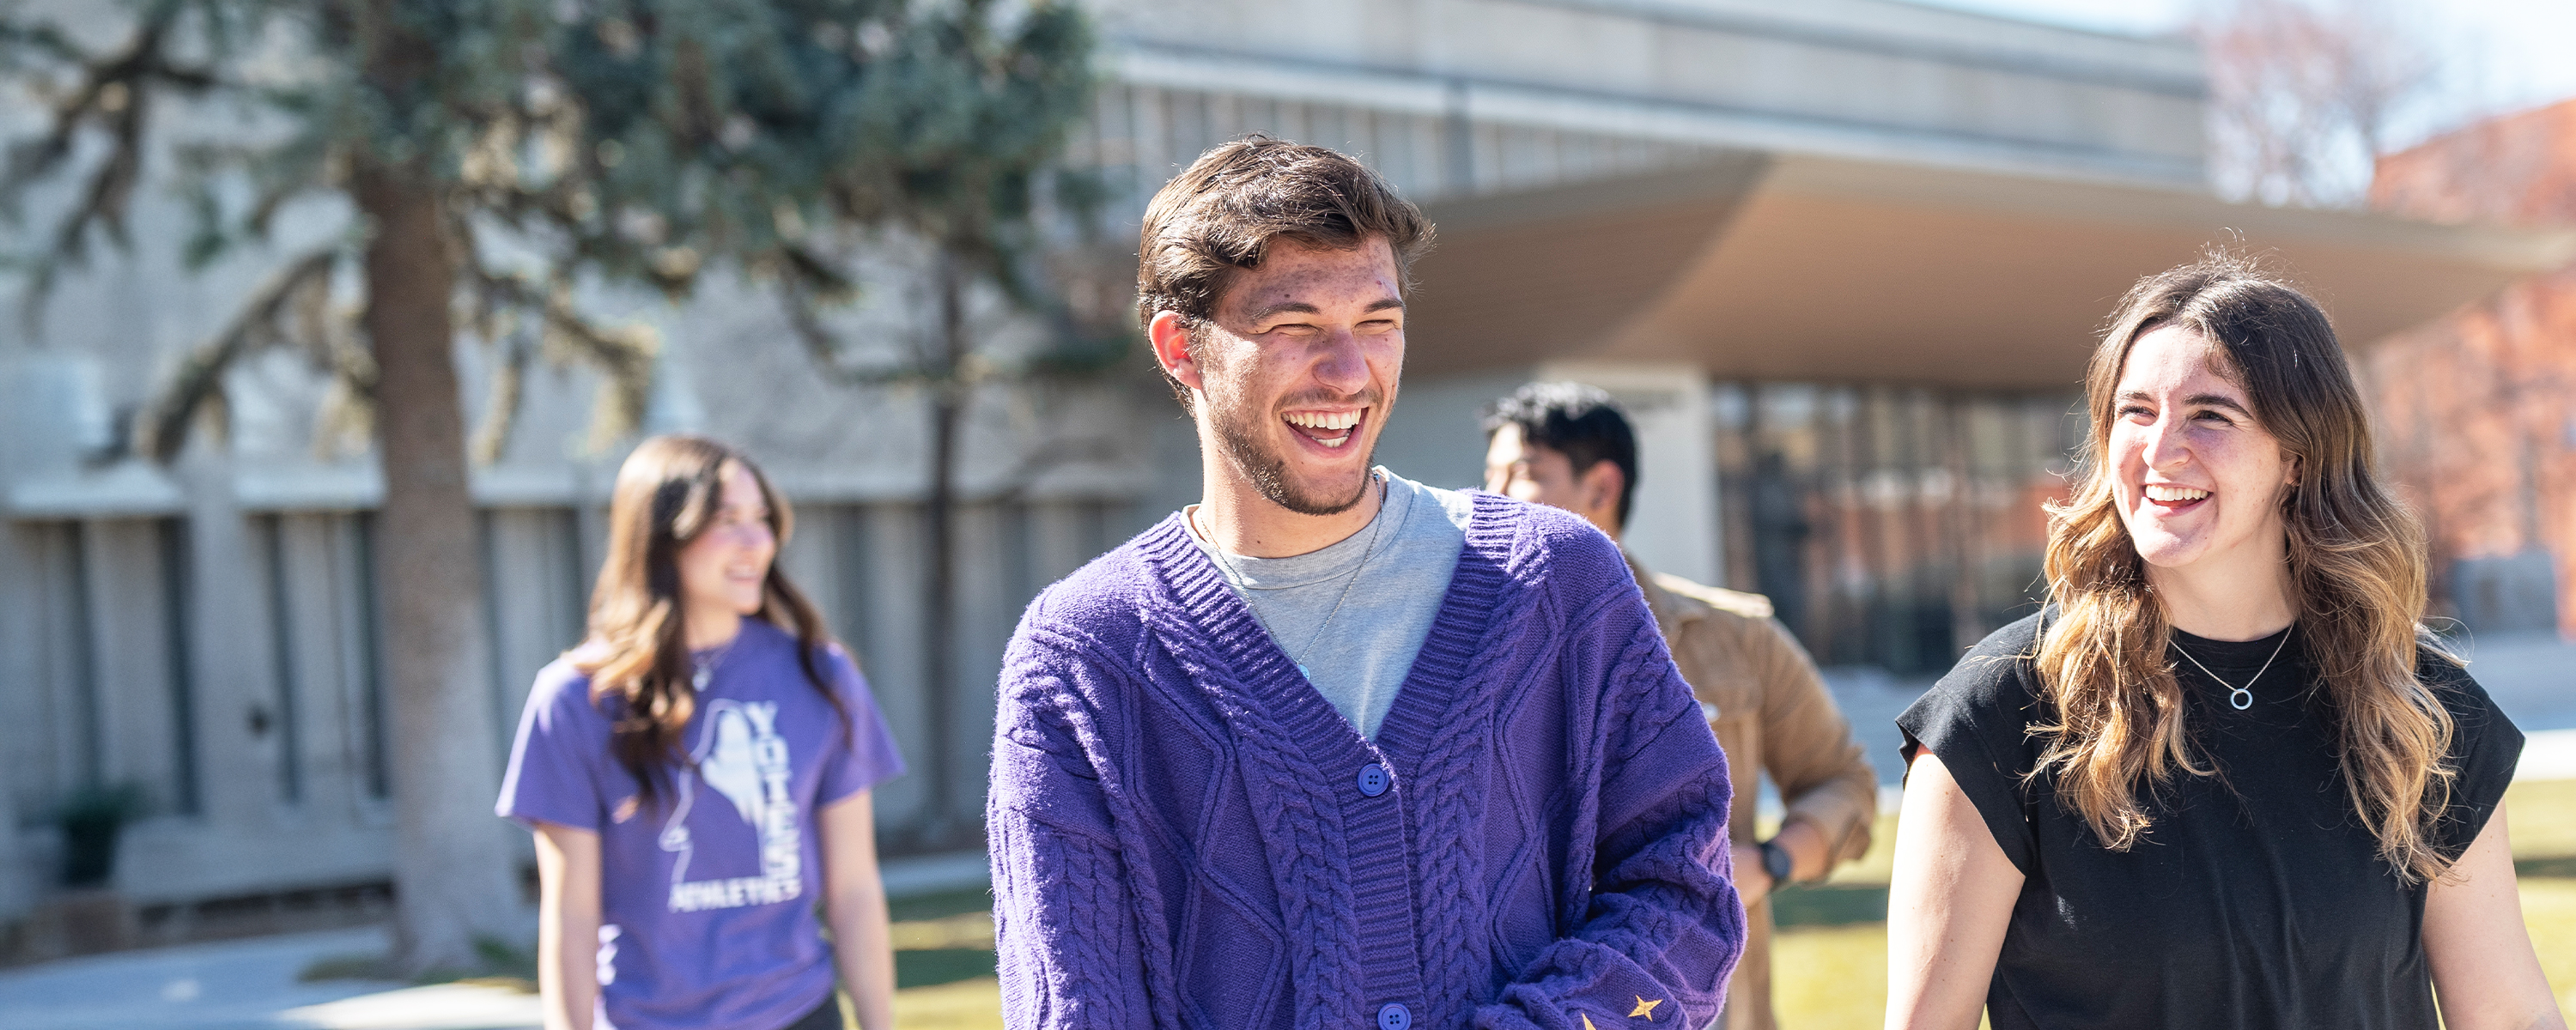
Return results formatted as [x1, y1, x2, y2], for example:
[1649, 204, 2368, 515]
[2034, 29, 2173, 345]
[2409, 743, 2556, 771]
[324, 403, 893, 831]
[1134, 134, 1433, 408]
[577, 434, 846, 807]
[2033, 255, 2460, 882]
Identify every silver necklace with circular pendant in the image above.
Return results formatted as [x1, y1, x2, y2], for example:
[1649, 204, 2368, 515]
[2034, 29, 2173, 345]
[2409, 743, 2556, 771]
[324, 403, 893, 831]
[1194, 471, 1388, 682]
[691, 635, 738, 691]
[2170, 625, 2292, 712]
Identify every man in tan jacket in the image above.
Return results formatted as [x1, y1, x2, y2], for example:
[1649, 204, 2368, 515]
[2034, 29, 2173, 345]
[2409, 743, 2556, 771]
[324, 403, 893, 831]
[1484, 383, 1879, 1030]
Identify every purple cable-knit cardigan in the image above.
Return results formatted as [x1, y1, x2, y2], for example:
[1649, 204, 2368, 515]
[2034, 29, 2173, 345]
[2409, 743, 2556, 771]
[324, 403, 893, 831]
[987, 492, 1744, 1030]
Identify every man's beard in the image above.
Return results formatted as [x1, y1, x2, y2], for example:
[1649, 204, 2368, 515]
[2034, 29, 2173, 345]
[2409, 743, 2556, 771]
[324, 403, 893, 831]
[1205, 373, 1380, 517]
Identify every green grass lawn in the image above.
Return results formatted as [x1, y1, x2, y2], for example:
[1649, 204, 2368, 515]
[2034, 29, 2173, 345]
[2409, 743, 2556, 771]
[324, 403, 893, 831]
[888, 779, 2576, 1027]
[885, 888, 999, 990]
[2512, 779, 2576, 1016]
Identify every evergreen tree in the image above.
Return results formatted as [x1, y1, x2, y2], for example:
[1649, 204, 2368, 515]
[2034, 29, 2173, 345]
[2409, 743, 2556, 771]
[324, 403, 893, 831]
[0, 0, 1093, 973]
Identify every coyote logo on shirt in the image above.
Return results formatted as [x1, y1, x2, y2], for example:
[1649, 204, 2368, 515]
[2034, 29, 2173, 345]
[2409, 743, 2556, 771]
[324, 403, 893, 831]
[657, 699, 803, 912]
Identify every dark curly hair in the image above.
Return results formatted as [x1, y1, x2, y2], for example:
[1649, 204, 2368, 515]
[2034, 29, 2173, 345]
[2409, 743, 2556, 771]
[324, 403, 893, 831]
[1482, 381, 1639, 527]
[1134, 135, 1434, 407]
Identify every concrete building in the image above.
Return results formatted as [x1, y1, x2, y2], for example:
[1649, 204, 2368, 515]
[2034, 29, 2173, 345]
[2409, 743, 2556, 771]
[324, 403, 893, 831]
[1089, 0, 2566, 665]
[0, 0, 2563, 944]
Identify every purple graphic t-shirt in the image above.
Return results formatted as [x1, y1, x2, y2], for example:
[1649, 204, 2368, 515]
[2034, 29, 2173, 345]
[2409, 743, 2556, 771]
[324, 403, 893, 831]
[496, 617, 904, 1030]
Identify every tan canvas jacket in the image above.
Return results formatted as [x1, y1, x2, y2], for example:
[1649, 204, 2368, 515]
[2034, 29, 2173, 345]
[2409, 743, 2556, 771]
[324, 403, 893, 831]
[1626, 554, 1878, 1030]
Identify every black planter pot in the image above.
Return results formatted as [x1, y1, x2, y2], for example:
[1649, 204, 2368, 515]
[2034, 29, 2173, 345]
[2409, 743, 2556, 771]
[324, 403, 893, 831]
[60, 815, 121, 888]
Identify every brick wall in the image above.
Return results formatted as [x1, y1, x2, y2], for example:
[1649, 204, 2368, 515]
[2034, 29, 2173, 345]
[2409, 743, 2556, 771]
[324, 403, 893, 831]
[2366, 100, 2576, 635]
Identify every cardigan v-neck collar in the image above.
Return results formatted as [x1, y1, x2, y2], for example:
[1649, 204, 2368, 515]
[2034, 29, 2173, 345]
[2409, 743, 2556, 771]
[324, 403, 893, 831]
[1135, 490, 1521, 767]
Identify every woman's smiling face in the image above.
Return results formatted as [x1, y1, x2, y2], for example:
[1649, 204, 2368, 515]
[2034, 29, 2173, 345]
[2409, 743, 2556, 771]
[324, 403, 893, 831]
[2109, 324, 2298, 577]
[674, 461, 776, 620]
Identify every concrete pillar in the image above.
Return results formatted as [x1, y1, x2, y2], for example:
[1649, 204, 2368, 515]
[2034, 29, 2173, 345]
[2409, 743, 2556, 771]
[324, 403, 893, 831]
[77, 518, 187, 815]
[853, 504, 934, 836]
[173, 453, 283, 837]
[1371, 367, 1536, 491]
[483, 508, 587, 745]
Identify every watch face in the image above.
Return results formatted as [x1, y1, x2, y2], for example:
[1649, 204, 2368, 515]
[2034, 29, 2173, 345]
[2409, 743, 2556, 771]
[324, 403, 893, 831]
[1762, 841, 1793, 883]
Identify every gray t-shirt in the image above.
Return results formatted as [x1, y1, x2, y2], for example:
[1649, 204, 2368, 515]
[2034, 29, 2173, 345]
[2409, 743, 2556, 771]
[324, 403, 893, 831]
[1185, 469, 1473, 739]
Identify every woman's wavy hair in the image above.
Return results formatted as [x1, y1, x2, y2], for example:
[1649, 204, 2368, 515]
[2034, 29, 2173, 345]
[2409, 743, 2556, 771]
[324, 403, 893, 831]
[577, 435, 846, 806]
[2033, 255, 2459, 882]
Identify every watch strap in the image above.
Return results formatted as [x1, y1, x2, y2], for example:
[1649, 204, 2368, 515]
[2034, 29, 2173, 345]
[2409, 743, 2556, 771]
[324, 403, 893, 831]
[1759, 838, 1794, 884]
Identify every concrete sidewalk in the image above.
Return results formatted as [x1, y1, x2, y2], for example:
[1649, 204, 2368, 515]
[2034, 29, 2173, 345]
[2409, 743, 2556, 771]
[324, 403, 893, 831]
[0, 926, 538, 1030]
[0, 845, 1011, 1030]
[2450, 630, 2576, 736]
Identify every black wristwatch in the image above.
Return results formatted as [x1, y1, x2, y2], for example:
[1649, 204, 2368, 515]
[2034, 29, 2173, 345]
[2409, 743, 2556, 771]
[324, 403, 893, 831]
[1758, 838, 1794, 886]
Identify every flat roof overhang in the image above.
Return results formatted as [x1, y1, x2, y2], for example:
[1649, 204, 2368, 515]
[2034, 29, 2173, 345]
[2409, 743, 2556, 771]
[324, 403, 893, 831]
[1403, 154, 2576, 389]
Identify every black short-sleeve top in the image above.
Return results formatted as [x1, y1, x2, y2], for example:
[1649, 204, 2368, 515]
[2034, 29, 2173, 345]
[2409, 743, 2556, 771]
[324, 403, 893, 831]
[1897, 612, 2524, 1030]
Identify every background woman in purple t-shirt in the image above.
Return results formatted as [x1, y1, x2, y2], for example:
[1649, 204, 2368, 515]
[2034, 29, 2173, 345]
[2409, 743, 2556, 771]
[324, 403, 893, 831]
[498, 435, 907, 1030]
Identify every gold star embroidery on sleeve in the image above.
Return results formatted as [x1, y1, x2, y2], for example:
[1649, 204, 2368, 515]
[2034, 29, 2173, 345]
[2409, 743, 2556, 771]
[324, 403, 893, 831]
[1580, 1015, 1599, 1030]
[1630, 997, 1663, 1020]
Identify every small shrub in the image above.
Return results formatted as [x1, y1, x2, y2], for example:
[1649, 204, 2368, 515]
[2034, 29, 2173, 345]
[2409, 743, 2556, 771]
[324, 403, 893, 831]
[52, 784, 144, 888]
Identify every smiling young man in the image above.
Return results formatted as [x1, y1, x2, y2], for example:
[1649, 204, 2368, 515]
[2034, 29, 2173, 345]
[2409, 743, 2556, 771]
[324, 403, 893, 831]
[987, 138, 1745, 1030]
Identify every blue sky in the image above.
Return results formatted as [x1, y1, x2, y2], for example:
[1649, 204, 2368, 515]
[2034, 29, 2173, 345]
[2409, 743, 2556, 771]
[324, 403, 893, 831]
[1914, 0, 2576, 147]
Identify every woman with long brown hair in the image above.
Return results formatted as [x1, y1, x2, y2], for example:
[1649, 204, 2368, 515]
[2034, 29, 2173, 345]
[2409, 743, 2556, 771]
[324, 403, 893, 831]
[498, 435, 904, 1030]
[1885, 258, 2561, 1029]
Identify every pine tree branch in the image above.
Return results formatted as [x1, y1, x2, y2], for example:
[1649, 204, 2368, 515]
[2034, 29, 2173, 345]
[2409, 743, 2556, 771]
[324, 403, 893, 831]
[0, 7, 229, 327]
[131, 245, 341, 463]
[467, 320, 531, 465]
[453, 219, 658, 458]
[774, 249, 930, 389]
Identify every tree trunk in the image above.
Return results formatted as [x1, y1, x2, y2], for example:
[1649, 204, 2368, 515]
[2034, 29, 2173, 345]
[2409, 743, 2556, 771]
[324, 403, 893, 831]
[923, 256, 967, 845]
[927, 253, 969, 839]
[354, 161, 521, 974]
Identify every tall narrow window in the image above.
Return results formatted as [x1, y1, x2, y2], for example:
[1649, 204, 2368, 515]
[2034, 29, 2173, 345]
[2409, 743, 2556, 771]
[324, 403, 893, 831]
[477, 508, 505, 747]
[158, 518, 200, 815]
[833, 506, 878, 663]
[1713, 383, 2084, 671]
[353, 513, 390, 800]
[259, 515, 305, 803]
[558, 509, 586, 650]
[66, 521, 103, 790]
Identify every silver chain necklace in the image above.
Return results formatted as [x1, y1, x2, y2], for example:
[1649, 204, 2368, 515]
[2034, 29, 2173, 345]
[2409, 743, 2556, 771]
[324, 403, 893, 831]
[690, 633, 740, 691]
[2170, 624, 2292, 712]
[1193, 472, 1388, 682]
